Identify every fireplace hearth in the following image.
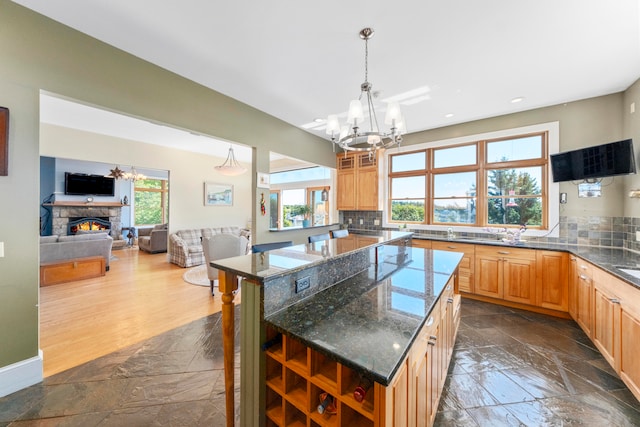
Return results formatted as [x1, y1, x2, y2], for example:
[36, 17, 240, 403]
[68, 217, 111, 235]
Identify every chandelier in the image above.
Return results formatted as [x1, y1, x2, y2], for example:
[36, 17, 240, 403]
[107, 165, 146, 181]
[325, 28, 405, 154]
[215, 146, 247, 176]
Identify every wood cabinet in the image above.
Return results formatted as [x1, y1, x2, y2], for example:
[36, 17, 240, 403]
[336, 152, 381, 211]
[590, 267, 640, 401]
[568, 256, 578, 319]
[574, 258, 594, 336]
[40, 256, 105, 286]
[411, 239, 431, 250]
[535, 251, 568, 311]
[474, 246, 536, 305]
[430, 241, 474, 293]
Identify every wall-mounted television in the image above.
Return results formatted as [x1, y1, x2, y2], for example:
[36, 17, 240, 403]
[64, 172, 115, 196]
[550, 139, 636, 183]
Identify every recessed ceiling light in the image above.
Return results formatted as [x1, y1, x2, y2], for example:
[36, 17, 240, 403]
[445, 113, 454, 118]
[511, 97, 525, 104]
[313, 118, 325, 123]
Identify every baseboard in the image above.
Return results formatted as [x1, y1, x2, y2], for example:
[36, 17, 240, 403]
[0, 350, 43, 398]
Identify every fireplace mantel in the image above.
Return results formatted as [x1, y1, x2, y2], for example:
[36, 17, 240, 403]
[43, 202, 125, 207]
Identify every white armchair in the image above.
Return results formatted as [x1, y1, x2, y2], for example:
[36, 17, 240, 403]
[202, 233, 249, 296]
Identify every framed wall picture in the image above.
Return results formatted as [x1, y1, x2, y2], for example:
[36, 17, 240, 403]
[204, 182, 233, 206]
[257, 172, 270, 188]
[0, 107, 8, 176]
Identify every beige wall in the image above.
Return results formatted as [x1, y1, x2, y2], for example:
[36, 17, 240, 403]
[402, 93, 634, 218]
[623, 79, 640, 217]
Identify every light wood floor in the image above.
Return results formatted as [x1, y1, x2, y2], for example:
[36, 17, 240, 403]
[39, 247, 234, 377]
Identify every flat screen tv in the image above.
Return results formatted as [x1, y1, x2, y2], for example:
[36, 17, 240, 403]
[64, 172, 115, 196]
[550, 139, 636, 183]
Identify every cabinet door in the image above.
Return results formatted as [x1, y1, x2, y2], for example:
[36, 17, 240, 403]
[568, 256, 578, 319]
[620, 309, 640, 399]
[356, 167, 379, 210]
[392, 360, 409, 427]
[503, 257, 536, 305]
[536, 251, 568, 311]
[593, 283, 618, 367]
[475, 255, 502, 298]
[336, 170, 355, 210]
[575, 268, 593, 336]
[431, 242, 474, 293]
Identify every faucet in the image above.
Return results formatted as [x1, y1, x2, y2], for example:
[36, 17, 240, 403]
[447, 227, 455, 240]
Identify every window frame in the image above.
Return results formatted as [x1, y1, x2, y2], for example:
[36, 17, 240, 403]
[384, 122, 559, 235]
[133, 178, 169, 227]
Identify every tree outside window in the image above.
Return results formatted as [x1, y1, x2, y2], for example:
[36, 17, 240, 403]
[134, 178, 169, 226]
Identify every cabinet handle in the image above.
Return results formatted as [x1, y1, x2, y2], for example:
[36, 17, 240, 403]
[427, 340, 436, 346]
[610, 298, 621, 304]
[426, 316, 434, 327]
[498, 251, 510, 255]
[580, 265, 588, 270]
[447, 246, 457, 249]
[429, 335, 437, 340]
[579, 274, 590, 281]
[446, 285, 452, 291]
[447, 298, 454, 304]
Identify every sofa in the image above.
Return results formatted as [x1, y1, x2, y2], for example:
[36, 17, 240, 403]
[40, 232, 114, 271]
[138, 224, 168, 253]
[169, 226, 250, 268]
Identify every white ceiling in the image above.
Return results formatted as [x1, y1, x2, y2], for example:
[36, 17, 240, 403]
[18, 1, 640, 155]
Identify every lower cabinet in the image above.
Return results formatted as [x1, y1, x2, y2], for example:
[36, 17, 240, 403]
[430, 241, 474, 293]
[264, 276, 460, 427]
[576, 265, 640, 402]
[535, 251, 568, 311]
[474, 246, 536, 305]
[574, 258, 594, 336]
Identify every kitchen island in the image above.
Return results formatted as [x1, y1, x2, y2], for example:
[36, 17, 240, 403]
[211, 231, 463, 426]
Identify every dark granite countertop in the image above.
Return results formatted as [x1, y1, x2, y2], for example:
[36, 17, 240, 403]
[264, 248, 464, 386]
[210, 230, 413, 282]
[413, 235, 640, 289]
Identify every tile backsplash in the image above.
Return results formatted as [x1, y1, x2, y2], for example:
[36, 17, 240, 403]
[339, 211, 640, 252]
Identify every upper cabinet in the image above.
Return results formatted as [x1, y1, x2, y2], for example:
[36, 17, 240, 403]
[336, 151, 382, 211]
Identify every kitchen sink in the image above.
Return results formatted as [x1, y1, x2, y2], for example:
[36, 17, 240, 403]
[614, 265, 640, 279]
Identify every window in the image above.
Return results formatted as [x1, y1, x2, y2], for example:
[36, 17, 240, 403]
[388, 132, 548, 229]
[134, 178, 169, 226]
[270, 166, 332, 230]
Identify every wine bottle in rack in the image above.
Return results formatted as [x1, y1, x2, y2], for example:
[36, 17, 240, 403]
[353, 374, 373, 403]
[317, 392, 336, 415]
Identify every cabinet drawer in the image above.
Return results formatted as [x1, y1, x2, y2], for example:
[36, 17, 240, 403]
[475, 245, 536, 260]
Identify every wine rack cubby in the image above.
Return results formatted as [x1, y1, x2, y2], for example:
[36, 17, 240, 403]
[265, 328, 378, 427]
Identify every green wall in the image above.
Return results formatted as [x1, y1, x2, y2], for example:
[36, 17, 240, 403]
[0, 0, 331, 372]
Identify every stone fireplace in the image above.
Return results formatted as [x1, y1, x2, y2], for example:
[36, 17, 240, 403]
[50, 203, 123, 238]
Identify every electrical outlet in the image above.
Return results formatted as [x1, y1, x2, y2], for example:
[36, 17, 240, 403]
[0, 242, 4, 258]
[636, 231, 640, 241]
[359, 219, 364, 225]
[374, 219, 380, 226]
[295, 276, 311, 293]
[348, 218, 353, 224]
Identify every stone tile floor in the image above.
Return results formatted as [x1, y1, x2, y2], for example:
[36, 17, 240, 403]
[435, 299, 640, 426]
[1, 300, 639, 426]
[0, 307, 241, 427]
